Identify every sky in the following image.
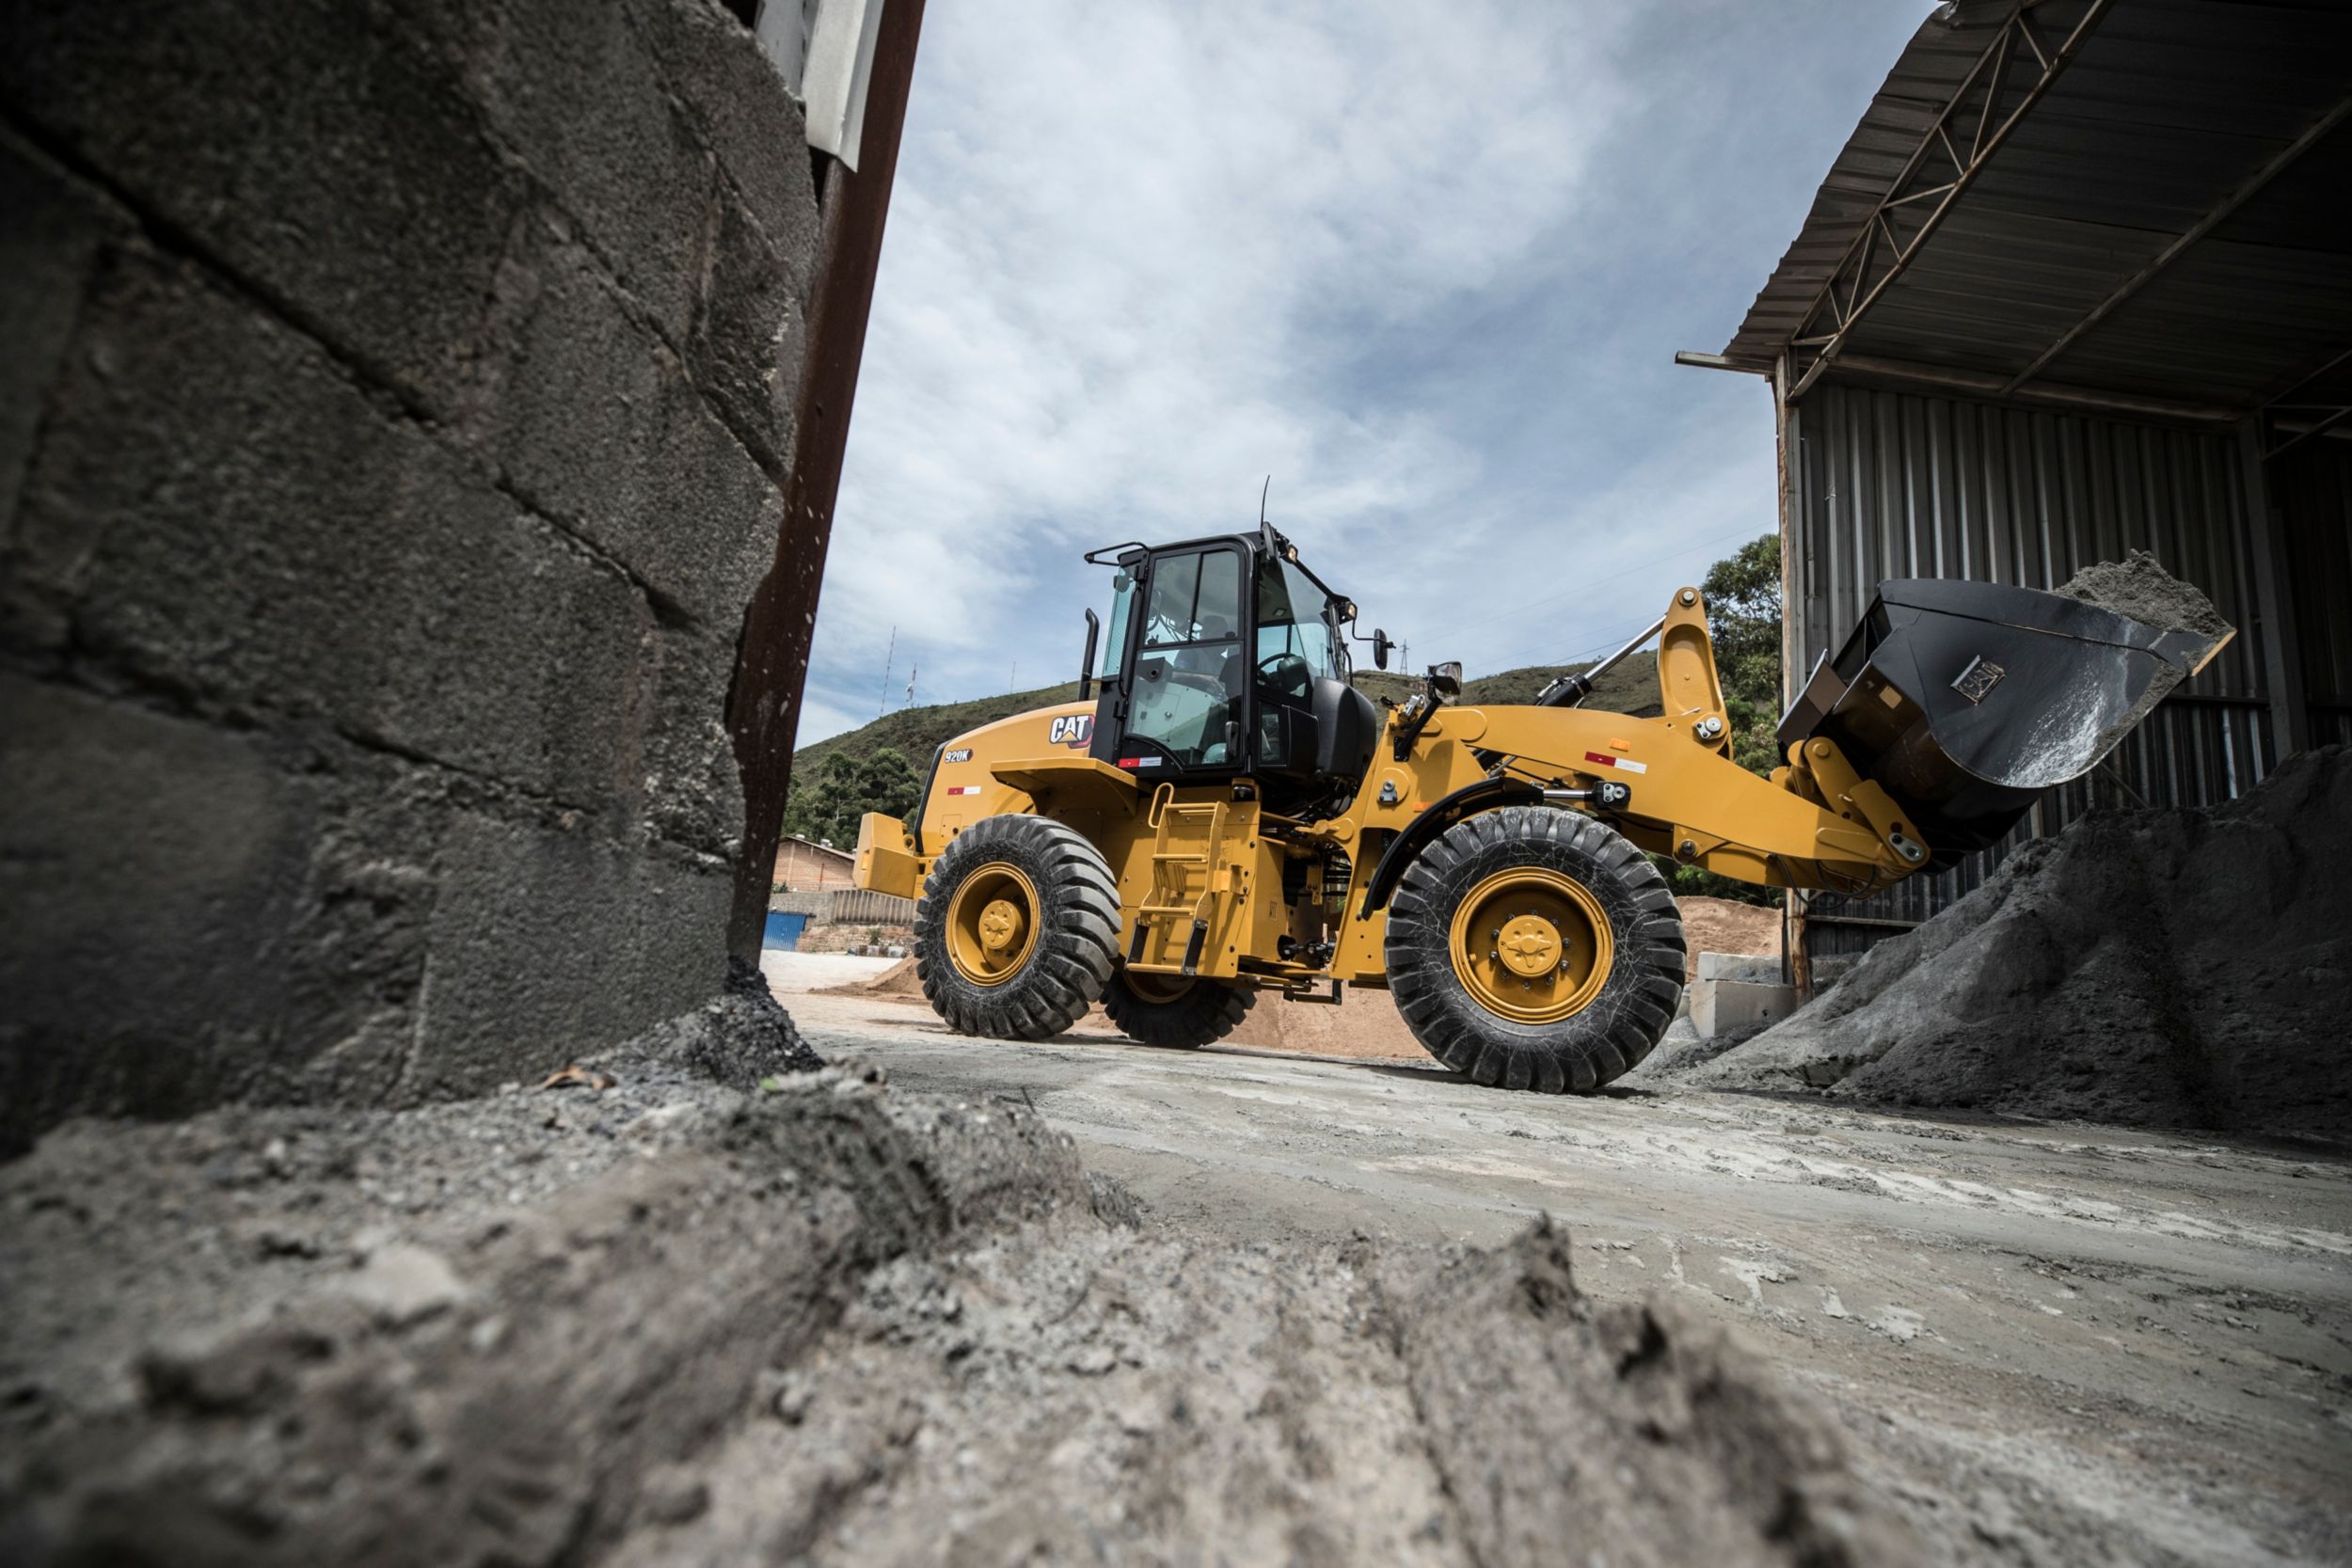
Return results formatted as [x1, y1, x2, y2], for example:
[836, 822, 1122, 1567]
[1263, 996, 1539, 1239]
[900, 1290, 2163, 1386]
[799, 0, 1929, 743]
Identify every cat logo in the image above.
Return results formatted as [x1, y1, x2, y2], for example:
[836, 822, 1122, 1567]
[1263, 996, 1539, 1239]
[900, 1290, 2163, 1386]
[1048, 714, 1094, 749]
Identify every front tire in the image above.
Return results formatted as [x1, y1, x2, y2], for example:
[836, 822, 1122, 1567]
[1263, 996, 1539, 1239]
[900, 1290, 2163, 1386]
[915, 815, 1120, 1039]
[1386, 806, 1685, 1091]
[1102, 969, 1253, 1049]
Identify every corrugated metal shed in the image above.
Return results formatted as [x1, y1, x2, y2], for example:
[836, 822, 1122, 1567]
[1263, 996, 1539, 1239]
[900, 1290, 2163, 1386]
[1787, 381, 2278, 952]
[1704, 0, 2352, 969]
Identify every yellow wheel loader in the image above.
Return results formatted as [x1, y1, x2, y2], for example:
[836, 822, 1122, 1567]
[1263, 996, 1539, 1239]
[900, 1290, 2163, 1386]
[851, 526, 2227, 1092]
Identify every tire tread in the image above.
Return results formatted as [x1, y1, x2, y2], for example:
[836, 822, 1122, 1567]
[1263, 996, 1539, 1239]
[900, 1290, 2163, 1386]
[913, 815, 1120, 1041]
[1384, 805, 1686, 1094]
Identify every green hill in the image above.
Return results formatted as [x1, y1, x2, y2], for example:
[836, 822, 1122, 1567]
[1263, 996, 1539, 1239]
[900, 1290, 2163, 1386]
[789, 680, 1087, 781]
[791, 657, 1666, 778]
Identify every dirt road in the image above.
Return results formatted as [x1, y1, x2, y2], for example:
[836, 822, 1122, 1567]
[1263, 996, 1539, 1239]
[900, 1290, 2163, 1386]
[774, 960, 2352, 1567]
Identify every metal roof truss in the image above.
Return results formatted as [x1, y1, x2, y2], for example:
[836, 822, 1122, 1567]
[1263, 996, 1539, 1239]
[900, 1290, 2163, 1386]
[1783, 0, 2119, 404]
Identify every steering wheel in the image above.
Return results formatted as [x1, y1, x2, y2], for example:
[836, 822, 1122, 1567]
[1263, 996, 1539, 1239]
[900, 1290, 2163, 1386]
[1256, 651, 1312, 704]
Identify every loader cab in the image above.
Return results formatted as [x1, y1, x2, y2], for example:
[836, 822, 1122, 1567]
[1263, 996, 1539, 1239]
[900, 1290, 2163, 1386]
[1082, 529, 1381, 820]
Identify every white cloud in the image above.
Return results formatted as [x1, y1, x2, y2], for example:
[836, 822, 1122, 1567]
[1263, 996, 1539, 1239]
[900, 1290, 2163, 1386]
[805, 0, 1923, 737]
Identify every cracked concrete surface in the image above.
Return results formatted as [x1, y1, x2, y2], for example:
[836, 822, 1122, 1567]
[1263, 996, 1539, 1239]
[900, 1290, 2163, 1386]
[775, 968, 2352, 1567]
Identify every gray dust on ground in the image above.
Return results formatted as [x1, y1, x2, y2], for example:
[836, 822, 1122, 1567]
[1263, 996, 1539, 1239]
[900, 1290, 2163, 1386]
[1, 982, 1918, 1567]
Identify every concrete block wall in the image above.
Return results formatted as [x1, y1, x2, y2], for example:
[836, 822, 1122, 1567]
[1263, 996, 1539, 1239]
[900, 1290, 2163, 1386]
[0, 0, 821, 1152]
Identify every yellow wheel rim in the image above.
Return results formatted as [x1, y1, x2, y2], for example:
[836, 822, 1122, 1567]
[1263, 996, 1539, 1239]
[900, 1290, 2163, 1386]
[945, 862, 1040, 987]
[1120, 968, 1193, 1004]
[1446, 867, 1614, 1023]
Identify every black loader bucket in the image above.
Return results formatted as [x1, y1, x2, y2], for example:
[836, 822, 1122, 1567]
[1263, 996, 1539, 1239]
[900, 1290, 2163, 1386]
[1776, 577, 2233, 868]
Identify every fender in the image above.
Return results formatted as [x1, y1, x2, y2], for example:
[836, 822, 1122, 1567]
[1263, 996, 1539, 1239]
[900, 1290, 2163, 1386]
[1355, 775, 1546, 919]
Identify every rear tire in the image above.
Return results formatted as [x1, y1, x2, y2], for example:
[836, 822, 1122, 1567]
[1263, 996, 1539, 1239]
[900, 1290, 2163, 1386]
[1103, 969, 1253, 1049]
[1386, 806, 1684, 1092]
[915, 815, 1120, 1040]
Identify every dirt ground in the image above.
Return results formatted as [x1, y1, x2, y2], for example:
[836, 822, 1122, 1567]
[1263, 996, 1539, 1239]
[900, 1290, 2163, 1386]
[814, 892, 1782, 1066]
[772, 957, 2352, 1567]
[1677, 894, 1784, 978]
[821, 953, 1436, 1062]
[2, 976, 1923, 1567]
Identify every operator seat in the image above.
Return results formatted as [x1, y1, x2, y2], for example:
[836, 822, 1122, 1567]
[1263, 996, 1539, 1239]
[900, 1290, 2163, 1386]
[1183, 612, 1239, 764]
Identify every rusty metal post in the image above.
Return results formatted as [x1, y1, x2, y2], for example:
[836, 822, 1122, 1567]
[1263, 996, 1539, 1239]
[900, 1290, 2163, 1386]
[726, 0, 928, 962]
[1772, 351, 1810, 998]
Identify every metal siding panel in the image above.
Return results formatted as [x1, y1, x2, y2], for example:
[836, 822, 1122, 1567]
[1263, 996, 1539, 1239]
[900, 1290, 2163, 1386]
[1787, 380, 2280, 958]
[2272, 439, 2352, 728]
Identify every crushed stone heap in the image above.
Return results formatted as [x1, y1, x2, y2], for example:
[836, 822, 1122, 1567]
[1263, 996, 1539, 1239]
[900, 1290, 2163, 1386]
[1692, 745, 2352, 1134]
[0, 1056, 1919, 1565]
[2055, 548, 2237, 763]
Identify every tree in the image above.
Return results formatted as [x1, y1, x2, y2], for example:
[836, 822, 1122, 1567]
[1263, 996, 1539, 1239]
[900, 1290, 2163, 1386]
[1700, 534, 1783, 776]
[780, 747, 923, 856]
[1660, 534, 1785, 908]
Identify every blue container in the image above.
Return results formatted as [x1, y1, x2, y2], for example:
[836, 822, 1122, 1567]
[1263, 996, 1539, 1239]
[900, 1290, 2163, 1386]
[762, 911, 810, 952]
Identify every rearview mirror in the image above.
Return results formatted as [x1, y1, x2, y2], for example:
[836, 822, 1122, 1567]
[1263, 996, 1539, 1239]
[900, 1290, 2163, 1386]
[1427, 661, 1463, 698]
[1372, 628, 1392, 671]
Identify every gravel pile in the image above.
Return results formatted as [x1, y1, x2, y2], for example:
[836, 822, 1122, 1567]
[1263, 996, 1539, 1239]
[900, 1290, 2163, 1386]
[2055, 549, 2236, 762]
[1693, 745, 2352, 1134]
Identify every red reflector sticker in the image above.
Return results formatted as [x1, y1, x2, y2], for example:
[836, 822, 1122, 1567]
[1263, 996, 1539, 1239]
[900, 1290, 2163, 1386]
[1582, 752, 1617, 768]
[1583, 751, 1648, 775]
[946, 784, 983, 796]
[1117, 757, 1140, 768]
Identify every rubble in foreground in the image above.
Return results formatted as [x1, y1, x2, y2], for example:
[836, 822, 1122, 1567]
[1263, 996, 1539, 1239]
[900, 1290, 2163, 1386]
[0, 1047, 1915, 1566]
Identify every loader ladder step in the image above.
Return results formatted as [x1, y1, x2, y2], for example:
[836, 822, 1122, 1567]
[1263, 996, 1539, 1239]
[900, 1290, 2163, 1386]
[1127, 795, 1232, 976]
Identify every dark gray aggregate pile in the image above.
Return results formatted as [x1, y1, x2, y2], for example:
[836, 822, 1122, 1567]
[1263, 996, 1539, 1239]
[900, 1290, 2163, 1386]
[2058, 548, 2233, 644]
[0, 1043, 1918, 1564]
[1694, 745, 2352, 1134]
